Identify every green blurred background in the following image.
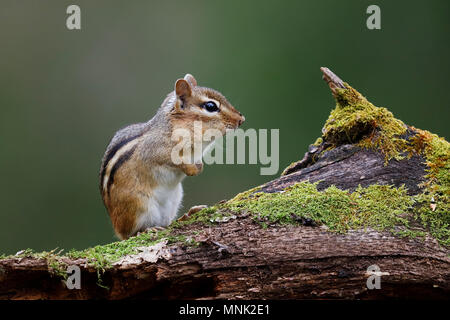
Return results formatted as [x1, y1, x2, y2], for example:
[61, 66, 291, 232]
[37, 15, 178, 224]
[0, 0, 448, 254]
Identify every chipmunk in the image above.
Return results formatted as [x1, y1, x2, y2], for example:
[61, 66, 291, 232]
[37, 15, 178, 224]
[99, 74, 245, 239]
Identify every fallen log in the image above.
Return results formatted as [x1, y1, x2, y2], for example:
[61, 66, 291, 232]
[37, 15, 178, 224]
[0, 68, 448, 300]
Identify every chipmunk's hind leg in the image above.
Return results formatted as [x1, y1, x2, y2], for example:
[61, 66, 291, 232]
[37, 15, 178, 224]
[107, 189, 145, 240]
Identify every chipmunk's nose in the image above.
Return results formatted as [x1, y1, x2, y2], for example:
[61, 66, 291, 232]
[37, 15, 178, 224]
[238, 115, 245, 126]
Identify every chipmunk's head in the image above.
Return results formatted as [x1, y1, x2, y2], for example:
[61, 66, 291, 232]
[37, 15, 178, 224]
[170, 74, 245, 135]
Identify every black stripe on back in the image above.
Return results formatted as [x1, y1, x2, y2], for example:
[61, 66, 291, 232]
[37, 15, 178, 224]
[100, 134, 141, 191]
[107, 145, 137, 196]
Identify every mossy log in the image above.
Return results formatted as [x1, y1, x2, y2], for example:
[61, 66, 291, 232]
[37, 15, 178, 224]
[0, 68, 449, 300]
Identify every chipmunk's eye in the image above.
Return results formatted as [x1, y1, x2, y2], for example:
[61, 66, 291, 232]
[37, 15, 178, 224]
[202, 101, 219, 112]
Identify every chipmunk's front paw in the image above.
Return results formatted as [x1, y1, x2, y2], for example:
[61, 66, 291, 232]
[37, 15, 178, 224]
[182, 163, 203, 176]
[178, 205, 208, 221]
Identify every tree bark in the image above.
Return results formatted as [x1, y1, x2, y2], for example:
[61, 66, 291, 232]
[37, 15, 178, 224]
[0, 68, 448, 300]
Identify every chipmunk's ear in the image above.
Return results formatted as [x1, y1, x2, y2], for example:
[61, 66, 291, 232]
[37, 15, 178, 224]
[175, 79, 192, 100]
[184, 74, 197, 87]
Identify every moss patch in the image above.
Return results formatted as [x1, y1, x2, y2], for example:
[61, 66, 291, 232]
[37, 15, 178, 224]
[407, 129, 450, 246]
[3, 248, 69, 279]
[221, 182, 414, 234]
[322, 84, 408, 163]
[0, 225, 202, 282]
[0, 204, 235, 283]
[412, 128, 450, 194]
[217, 178, 448, 246]
[313, 137, 323, 146]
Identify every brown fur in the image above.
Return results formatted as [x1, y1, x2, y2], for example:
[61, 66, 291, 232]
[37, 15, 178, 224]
[104, 152, 158, 239]
[100, 74, 245, 239]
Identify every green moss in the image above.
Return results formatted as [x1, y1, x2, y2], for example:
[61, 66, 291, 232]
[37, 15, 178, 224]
[221, 181, 416, 235]
[0, 224, 202, 284]
[172, 206, 223, 225]
[313, 137, 323, 146]
[228, 186, 262, 202]
[67, 227, 193, 272]
[407, 129, 450, 246]
[2, 248, 69, 278]
[414, 192, 450, 246]
[414, 129, 450, 194]
[322, 84, 407, 163]
[281, 162, 296, 176]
